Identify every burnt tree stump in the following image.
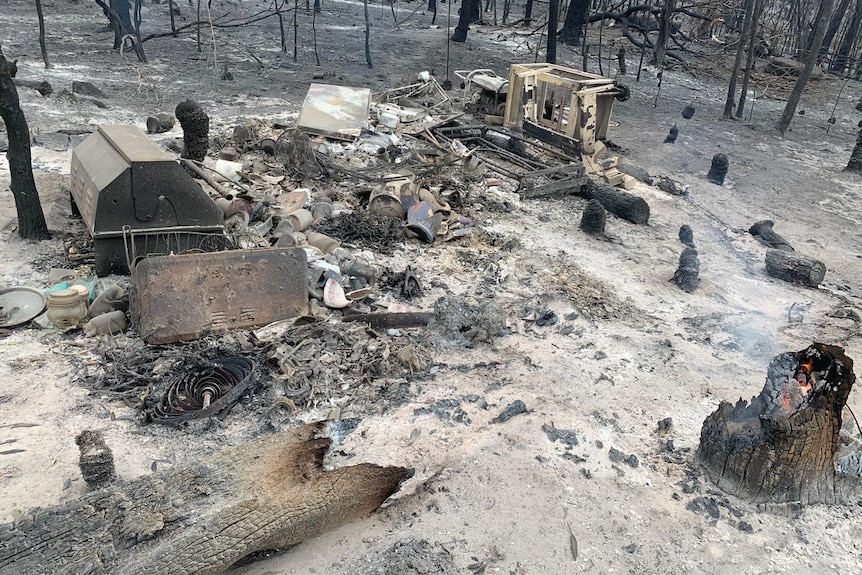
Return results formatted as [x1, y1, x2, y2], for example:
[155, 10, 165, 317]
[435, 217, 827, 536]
[678, 224, 695, 247]
[707, 153, 728, 185]
[175, 99, 209, 162]
[576, 181, 650, 224]
[579, 199, 606, 235]
[0, 421, 411, 575]
[75, 430, 116, 489]
[765, 249, 825, 288]
[697, 343, 861, 504]
[671, 247, 699, 293]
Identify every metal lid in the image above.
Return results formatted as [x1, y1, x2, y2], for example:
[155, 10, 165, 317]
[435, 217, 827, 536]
[0, 287, 48, 327]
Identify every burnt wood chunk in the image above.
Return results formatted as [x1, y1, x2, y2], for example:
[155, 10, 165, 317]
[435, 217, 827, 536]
[146, 112, 175, 134]
[696, 343, 860, 504]
[576, 181, 650, 224]
[765, 249, 825, 288]
[0, 422, 411, 575]
[749, 220, 793, 251]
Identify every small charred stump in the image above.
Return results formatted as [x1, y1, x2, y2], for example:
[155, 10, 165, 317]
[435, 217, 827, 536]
[174, 99, 209, 162]
[765, 249, 825, 288]
[696, 343, 861, 504]
[672, 247, 699, 293]
[678, 224, 695, 247]
[75, 430, 116, 489]
[706, 153, 728, 185]
[579, 199, 606, 235]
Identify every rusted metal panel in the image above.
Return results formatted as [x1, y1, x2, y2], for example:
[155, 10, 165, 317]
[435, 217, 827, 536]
[134, 248, 308, 344]
[296, 83, 371, 141]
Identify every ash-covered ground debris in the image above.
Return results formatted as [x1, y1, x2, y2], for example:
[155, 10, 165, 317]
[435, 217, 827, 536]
[414, 398, 471, 425]
[432, 294, 507, 347]
[330, 538, 458, 575]
[80, 320, 434, 426]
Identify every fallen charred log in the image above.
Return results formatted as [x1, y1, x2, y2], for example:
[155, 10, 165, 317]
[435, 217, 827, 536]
[750, 220, 793, 252]
[576, 181, 650, 224]
[765, 249, 825, 288]
[0, 421, 412, 575]
[696, 343, 861, 504]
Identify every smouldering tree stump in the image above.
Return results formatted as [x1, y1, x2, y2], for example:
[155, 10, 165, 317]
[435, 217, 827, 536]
[765, 249, 826, 288]
[0, 422, 411, 575]
[696, 343, 861, 504]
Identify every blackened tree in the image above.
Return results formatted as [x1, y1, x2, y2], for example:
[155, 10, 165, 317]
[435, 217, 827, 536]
[0, 45, 50, 240]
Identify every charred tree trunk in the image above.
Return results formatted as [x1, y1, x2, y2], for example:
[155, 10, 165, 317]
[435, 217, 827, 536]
[524, 0, 533, 27]
[832, 0, 862, 74]
[650, 0, 675, 67]
[736, 0, 764, 118]
[35, 0, 51, 69]
[0, 421, 411, 575]
[778, 0, 835, 134]
[846, 122, 862, 171]
[820, 0, 852, 59]
[452, 0, 481, 42]
[764, 249, 826, 287]
[724, 0, 755, 119]
[0, 46, 50, 240]
[546, 0, 559, 64]
[697, 343, 861, 505]
[364, 0, 372, 67]
[576, 181, 650, 224]
[559, 0, 588, 46]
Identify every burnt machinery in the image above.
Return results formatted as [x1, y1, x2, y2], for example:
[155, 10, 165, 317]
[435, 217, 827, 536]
[455, 69, 509, 119]
[70, 125, 224, 276]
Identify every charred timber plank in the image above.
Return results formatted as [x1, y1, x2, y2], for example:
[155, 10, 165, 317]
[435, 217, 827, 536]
[764, 249, 825, 288]
[576, 181, 650, 224]
[0, 422, 411, 575]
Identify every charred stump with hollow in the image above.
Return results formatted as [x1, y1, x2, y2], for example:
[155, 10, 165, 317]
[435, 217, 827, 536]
[696, 343, 862, 505]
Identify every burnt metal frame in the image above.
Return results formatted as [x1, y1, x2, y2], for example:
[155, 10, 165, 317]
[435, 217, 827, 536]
[431, 124, 587, 198]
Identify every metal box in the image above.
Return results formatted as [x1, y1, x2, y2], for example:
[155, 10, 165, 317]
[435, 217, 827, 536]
[69, 125, 224, 276]
[133, 248, 309, 345]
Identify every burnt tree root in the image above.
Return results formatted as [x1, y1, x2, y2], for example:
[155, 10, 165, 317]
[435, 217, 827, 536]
[0, 421, 412, 575]
[696, 343, 862, 505]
